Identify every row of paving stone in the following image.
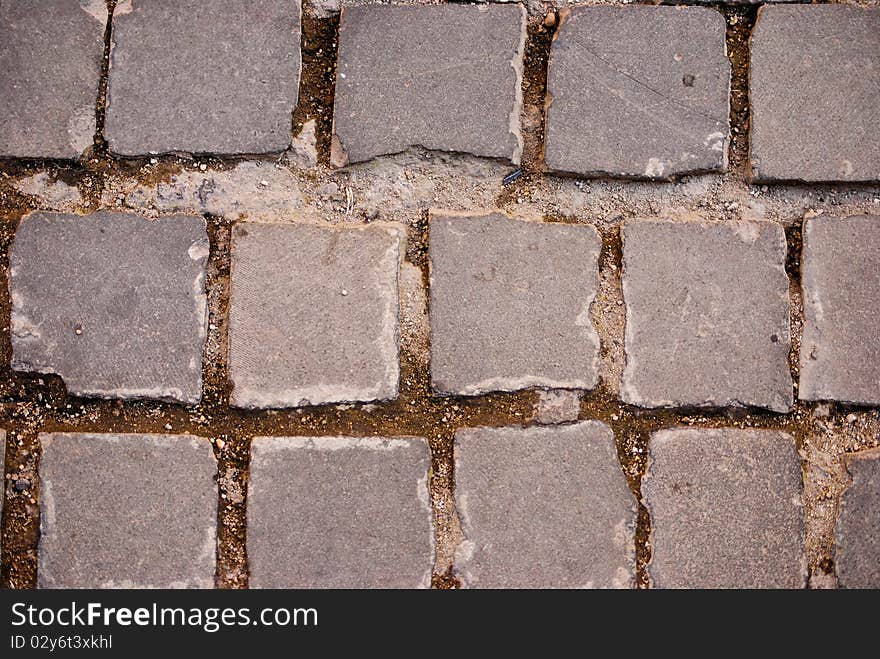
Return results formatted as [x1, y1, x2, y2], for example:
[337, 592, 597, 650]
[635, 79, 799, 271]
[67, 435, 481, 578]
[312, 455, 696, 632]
[10, 211, 880, 409]
[2, 2, 878, 182]
[7, 427, 876, 588]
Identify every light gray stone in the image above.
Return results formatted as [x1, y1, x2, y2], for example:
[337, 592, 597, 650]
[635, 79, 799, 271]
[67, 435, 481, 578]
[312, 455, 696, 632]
[535, 389, 582, 425]
[38, 433, 217, 588]
[621, 220, 792, 412]
[799, 215, 880, 406]
[643, 428, 806, 589]
[0, 0, 104, 159]
[10, 212, 208, 404]
[331, 4, 525, 166]
[248, 436, 434, 588]
[454, 422, 636, 588]
[836, 449, 880, 589]
[430, 214, 600, 396]
[545, 6, 729, 179]
[228, 222, 401, 408]
[750, 6, 880, 182]
[105, 0, 301, 156]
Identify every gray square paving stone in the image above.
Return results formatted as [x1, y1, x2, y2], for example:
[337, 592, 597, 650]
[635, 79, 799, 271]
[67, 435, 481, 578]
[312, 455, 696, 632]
[228, 222, 402, 408]
[621, 220, 793, 412]
[643, 428, 806, 589]
[430, 213, 601, 396]
[38, 433, 217, 589]
[331, 4, 525, 166]
[10, 211, 209, 404]
[836, 449, 880, 589]
[0, 0, 105, 159]
[105, 0, 301, 156]
[454, 422, 636, 588]
[248, 436, 434, 588]
[799, 215, 880, 406]
[545, 6, 730, 179]
[750, 5, 880, 182]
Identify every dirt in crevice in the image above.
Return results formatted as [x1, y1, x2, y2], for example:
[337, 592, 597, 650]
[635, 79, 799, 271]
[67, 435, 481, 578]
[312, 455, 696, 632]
[722, 5, 759, 180]
[784, 223, 804, 399]
[91, 0, 117, 161]
[292, 8, 340, 166]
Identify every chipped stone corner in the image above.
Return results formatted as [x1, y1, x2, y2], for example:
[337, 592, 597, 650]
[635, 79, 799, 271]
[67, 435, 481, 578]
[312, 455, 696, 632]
[330, 133, 349, 169]
[78, 0, 108, 24]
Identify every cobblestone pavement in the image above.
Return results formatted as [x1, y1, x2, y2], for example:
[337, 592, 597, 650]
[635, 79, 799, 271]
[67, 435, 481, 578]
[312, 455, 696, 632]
[1, 0, 878, 589]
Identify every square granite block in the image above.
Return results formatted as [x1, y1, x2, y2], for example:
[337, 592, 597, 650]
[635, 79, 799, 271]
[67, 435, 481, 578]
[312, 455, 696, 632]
[750, 6, 880, 182]
[331, 4, 525, 166]
[105, 0, 301, 155]
[836, 450, 880, 589]
[430, 214, 600, 396]
[38, 433, 217, 588]
[799, 215, 880, 405]
[643, 428, 806, 589]
[621, 220, 792, 412]
[454, 422, 636, 588]
[0, 0, 105, 159]
[10, 212, 208, 404]
[248, 436, 434, 588]
[545, 6, 730, 179]
[229, 222, 401, 408]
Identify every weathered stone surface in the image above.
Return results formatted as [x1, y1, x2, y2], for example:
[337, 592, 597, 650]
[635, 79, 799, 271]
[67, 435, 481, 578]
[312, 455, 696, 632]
[248, 436, 433, 588]
[750, 6, 880, 182]
[545, 6, 729, 179]
[430, 214, 600, 395]
[621, 220, 792, 412]
[229, 222, 401, 408]
[38, 433, 217, 588]
[0, 0, 104, 159]
[535, 390, 582, 425]
[643, 428, 806, 589]
[454, 422, 636, 588]
[332, 4, 525, 165]
[836, 449, 880, 589]
[105, 0, 301, 156]
[10, 212, 208, 404]
[799, 215, 880, 406]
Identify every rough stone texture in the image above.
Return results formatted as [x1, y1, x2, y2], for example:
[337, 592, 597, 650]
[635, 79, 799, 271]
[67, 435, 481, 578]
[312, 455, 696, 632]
[332, 4, 525, 166]
[454, 422, 636, 588]
[545, 6, 729, 179]
[0, 0, 104, 159]
[229, 222, 401, 408]
[799, 215, 880, 406]
[10, 212, 208, 404]
[836, 449, 880, 589]
[430, 214, 600, 396]
[643, 428, 806, 589]
[105, 0, 301, 156]
[621, 220, 792, 412]
[248, 436, 433, 588]
[535, 390, 582, 425]
[38, 433, 217, 588]
[750, 6, 880, 182]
